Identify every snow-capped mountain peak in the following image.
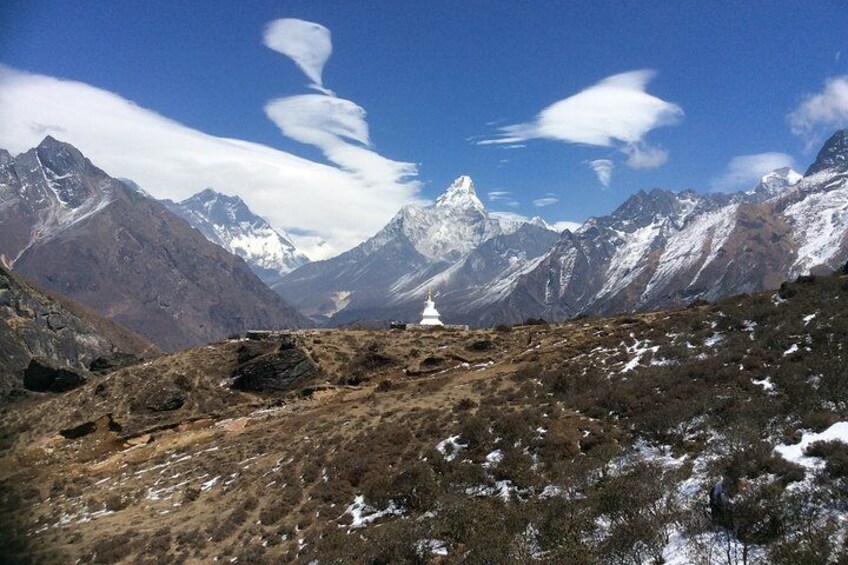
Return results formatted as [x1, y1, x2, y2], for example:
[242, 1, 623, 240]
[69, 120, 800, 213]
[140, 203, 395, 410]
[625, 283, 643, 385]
[164, 188, 309, 282]
[751, 166, 802, 195]
[528, 216, 553, 231]
[762, 167, 803, 186]
[435, 175, 485, 211]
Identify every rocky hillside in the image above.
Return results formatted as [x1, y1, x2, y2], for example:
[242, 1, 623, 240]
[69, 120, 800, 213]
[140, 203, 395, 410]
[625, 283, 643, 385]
[2, 267, 848, 563]
[0, 265, 157, 398]
[0, 137, 309, 351]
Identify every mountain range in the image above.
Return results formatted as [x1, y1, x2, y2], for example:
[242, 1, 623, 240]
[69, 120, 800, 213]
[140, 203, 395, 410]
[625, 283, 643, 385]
[0, 137, 307, 351]
[1, 132, 847, 341]
[273, 132, 848, 326]
[272, 176, 560, 325]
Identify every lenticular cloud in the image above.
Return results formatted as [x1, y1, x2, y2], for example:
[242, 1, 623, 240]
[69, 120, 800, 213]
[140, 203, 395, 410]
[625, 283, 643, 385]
[480, 70, 682, 173]
[264, 19, 333, 93]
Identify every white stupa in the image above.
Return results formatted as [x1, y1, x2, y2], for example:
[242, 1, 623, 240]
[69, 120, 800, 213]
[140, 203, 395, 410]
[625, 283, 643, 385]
[419, 289, 443, 326]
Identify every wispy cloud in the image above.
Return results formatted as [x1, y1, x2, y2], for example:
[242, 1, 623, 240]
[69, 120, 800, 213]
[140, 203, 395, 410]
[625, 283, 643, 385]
[0, 65, 420, 260]
[264, 94, 416, 188]
[622, 143, 668, 169]
[586, 159, 614, 188]
[533, 195, 559, 207]
[788, 76, 848, 149]
[479, 70, 682, 169]
[550, 220, 583, 233]
[710, 152, 796, 192]
[263, 19, 418, 206]
[264, 19, 333, 94]
[487, 190, 519, 207]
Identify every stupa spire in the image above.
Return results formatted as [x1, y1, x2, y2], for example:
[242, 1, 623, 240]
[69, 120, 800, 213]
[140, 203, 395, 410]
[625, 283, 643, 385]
[420, 289, 443, 326]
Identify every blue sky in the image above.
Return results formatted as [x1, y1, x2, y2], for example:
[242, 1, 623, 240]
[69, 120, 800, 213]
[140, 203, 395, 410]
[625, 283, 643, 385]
[1, 1, 847, 257]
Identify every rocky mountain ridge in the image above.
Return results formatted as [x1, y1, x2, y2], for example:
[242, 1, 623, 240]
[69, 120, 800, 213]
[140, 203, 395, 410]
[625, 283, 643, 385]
[0, 137, 309, 351]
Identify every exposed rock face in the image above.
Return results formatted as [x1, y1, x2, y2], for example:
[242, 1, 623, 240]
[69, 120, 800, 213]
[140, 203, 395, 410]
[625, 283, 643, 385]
[0, 264, 154, 396]
[0, 137, 310, 351]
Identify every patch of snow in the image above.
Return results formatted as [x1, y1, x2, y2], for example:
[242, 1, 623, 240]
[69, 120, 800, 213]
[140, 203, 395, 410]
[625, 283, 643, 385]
[774, 422, 848, 469]
[416, 539, 448, 557]
[703, 332, 724, 347]
[436, 435, 468, 462]
[341, 495, 404, 529]
[752, 377, 775, 393]
[201, 476, 221, 491]
[482, 449, 503, 469]
[783, 343, 799, 356]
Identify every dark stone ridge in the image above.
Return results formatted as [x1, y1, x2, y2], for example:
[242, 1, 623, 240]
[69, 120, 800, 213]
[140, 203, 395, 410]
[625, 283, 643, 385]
[236, 341, 270, 365]
[805, 129, 848, 176]
[140, 385, 185, 412]
[59, 414, 122, 439]
[231, 347, 318, 393]
[23, 359, 87, 393]
[89, 353, 141, 374]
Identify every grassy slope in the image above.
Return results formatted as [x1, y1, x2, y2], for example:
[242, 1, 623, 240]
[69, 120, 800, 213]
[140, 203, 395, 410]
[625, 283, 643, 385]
[1, 272, 848, 563]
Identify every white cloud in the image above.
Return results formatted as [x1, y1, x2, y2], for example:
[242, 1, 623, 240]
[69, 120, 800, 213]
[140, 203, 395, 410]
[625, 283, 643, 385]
[264, 94, 417, 188]
[788, 76, 848, 148]
[479, 70, 682, 168]
[0, 65, 421, 259]
[586, 159, 614, 188]
[487, 190, 519, 207]
[489, 211, 530, 224]
[622, 143, 668, 169]
[264, 19, 333, 94]
[710, 152, 796, 192]
[489, 211, 582, 234]
[533, 195, 559, 207]
[550, 220, 583, 233]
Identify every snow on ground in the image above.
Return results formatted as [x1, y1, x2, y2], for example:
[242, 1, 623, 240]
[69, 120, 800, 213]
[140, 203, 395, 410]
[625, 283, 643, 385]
[341, 495, 404, 529]
[436, 435, 467, 462]
[703, 332, 724, 347]
[803, 312, 817, 325]
[620, 334, 660, 373]
[752, 377, 776, 393]
[774, 422, 848, 469]
[482, 449, 503, 469]
[465, 480, 516, 501]
[783, 343, 799, 356]
[416, 539, 448, 557]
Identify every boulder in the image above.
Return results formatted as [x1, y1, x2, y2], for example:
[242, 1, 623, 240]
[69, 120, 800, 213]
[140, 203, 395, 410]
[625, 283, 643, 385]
[23, 359, 87, 393]
[89, 352, 141, 374]
[140, 386, 185, 412]
[231, 348, 317, 393]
